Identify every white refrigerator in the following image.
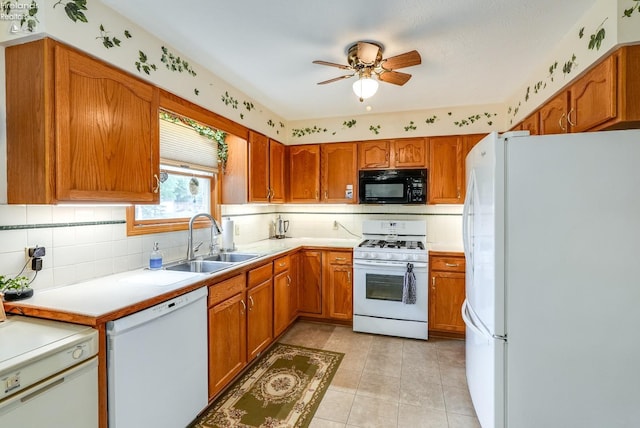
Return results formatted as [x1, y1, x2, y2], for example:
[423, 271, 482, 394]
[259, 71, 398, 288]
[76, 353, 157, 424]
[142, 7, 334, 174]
[462, 130, 640, 428]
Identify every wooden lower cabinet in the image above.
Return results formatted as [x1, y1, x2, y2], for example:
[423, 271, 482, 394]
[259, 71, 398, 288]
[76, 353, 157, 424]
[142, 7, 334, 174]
[428, 252, 466, 337]
[325, 251, 353, 320]
[298, 250, 323, 314]
[298, 249, 353, 321]
[208, 274, 247, 398]
[273, 255, 296, 337]
[247, 273, 273, 361]
[208, 262, 274, 399]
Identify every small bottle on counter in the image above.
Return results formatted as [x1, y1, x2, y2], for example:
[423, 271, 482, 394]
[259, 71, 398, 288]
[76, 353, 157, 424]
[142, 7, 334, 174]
[149, 242, 163, 270]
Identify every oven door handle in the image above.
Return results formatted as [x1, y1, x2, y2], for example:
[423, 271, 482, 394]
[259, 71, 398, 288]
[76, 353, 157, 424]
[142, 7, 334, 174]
[353, 259, 427, 269]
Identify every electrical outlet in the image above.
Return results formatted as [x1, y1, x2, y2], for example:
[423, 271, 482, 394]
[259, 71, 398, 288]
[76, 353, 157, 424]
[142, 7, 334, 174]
[235, 224, 240, 236]
[333, 221, 338, 230]
[28, 246, 46, 258]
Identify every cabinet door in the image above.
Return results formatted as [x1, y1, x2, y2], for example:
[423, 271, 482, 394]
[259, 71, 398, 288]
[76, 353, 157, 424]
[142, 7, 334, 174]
[298, 250, 323, 314]
[520, 112, 540, 135]
[273, 270, 291, 337]
[392, 138, 427, 168]
[288, 252, 300, 322]
[359, 141, 390, 169]
[539, 92, 570, 134]
[321, 143, 358, 204]
[54, 44, 159, 202]
[429, 272, 466, 333]
[570, 55, 617, 132]
[248, 131, 270, 202]
[289, 145, 320, 202]
[208, 292, 247, 397]
[428, 136, 463, 204]
[269, 139, 285, 203]
[247, 279, 273, 361]
[325, 253, 353, 321]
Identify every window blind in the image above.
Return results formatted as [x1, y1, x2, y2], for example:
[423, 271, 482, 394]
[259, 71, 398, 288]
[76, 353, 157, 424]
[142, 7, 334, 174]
[159, 118, 218, 172]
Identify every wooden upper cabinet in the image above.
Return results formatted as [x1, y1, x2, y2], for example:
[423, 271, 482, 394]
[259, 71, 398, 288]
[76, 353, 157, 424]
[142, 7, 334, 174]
[392, 138, 427, 168]
[539, 91, 570, 134]
[6, 38, 160, 204]
[359, 140, 390, 169]
[520, 112, 540, 135]
[569, 55, 617, 133]
[428, 136, 463, 204]
[269, 139, 285, 203]
[359, 138, 427, 169]
[248, 131, 270, 202]
[289, 145, 321, 202]
[321, 143, 358, 204]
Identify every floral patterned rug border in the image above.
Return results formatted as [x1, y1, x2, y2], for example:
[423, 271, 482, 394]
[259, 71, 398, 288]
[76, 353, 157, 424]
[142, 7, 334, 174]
[191, 343, 344, 428]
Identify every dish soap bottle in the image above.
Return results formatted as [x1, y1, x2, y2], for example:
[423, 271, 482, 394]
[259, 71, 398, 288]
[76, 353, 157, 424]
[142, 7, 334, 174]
[149, 242, 163, 270]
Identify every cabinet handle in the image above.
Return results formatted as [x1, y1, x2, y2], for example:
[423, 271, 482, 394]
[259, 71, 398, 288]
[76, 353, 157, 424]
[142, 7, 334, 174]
[559, 113, 567, 132]
[432, 277, 436, 289]
[315, 190, 319, 199]
[249, 296, 255, 310]
[240, 299, 246, 314]
[286, 275, 291, 286]
[153, 174, 160, 193]
[348, 271, 351, 283]
[457, 189, 461, 199]
[267, 187, 273, 199]
[567, 108, 576, 127]
[335, 257, 346, 261]
[445, 263, 459, 267]
[324, 190, 328, 200]
[279, 262, 286, 267]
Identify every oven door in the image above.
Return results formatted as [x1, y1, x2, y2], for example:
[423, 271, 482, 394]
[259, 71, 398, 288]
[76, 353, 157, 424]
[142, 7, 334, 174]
[353, 259, 428, 321]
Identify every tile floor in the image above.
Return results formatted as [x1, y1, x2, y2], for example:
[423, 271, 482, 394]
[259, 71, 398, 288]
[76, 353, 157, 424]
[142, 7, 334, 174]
[278, 321, 480, 428]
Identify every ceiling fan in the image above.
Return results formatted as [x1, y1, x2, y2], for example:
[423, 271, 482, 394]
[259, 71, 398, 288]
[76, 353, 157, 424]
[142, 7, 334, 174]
[313, 41, 421, 101]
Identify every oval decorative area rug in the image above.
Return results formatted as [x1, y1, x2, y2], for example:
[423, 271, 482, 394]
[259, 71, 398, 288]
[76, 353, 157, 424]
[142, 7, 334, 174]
[191, 343, 344, 428]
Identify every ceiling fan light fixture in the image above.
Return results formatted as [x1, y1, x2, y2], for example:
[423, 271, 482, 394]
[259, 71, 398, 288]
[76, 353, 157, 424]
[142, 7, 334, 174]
[352, 76, 379, 102]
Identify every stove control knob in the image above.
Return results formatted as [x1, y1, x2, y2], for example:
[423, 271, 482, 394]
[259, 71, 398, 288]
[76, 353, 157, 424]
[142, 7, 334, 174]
[368, 253, 376, 259]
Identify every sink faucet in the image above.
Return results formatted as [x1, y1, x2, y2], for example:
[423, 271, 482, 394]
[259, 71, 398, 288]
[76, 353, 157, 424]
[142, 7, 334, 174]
[187, 213, 222, 260]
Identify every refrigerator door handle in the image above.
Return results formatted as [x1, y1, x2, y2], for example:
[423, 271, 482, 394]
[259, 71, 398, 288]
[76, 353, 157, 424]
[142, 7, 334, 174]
[462, 299, 489, 338]
[463, 299, 507, 342]
[462, 171, 473, 259]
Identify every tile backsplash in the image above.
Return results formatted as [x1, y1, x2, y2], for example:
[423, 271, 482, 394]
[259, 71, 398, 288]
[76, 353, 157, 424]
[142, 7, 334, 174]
[0, 203, 462, 291]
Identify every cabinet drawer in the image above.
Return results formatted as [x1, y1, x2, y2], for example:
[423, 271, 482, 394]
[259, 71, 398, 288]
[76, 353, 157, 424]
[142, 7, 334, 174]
[248, 262, 273, 288]
[430, 257, 465, 272]
[327, 251, 352, 265]
[208, 274, 246, 306]
[273, 256, 290, 274]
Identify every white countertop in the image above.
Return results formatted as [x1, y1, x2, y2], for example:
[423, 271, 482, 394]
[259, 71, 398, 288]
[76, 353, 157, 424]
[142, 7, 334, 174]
[6, 237, 461, 321]
[9, 238, 360, 320]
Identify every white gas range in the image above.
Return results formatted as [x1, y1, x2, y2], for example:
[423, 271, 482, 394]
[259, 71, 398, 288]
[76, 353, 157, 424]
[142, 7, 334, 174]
[353, 220, 429, 340]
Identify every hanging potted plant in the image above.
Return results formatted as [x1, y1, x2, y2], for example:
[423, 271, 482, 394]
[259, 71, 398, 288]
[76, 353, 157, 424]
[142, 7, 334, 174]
[0, 275, 33, 301]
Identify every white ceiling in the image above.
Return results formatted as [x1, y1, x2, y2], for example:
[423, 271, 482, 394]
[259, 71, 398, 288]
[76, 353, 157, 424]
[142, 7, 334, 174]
[103, 0, 596, 121]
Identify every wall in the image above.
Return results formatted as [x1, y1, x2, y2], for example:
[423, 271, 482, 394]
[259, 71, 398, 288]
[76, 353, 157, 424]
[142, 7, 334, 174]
[222, 204, 462, 248]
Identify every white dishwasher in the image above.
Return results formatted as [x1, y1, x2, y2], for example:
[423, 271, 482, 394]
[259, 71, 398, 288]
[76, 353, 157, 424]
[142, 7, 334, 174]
[0, 316, 99, 427]
[106, 287, 208, 428]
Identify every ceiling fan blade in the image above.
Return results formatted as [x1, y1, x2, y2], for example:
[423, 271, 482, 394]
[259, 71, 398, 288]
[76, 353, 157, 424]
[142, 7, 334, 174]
[382, 50, 422, 70]
[357, 42, 380, 64]
[378, 70, 412, 86]
[312, 60, 351, 70]
[317, 74, 354, 85]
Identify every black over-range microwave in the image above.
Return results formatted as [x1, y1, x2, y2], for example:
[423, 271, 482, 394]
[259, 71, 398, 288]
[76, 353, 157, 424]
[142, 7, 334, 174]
[358, 168, 427, 204]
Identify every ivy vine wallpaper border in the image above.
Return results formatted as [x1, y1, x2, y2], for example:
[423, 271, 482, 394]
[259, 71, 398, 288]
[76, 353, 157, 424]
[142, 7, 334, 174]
[507, 0, 639, 126]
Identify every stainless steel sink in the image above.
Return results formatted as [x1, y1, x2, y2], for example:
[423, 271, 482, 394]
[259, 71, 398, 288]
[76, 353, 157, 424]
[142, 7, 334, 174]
[204, 253, 260, 263]
[164, 260, 234, 273]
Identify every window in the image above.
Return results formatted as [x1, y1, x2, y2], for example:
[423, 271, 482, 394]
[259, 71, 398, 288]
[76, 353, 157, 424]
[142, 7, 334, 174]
[126, 111, 224, 236]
